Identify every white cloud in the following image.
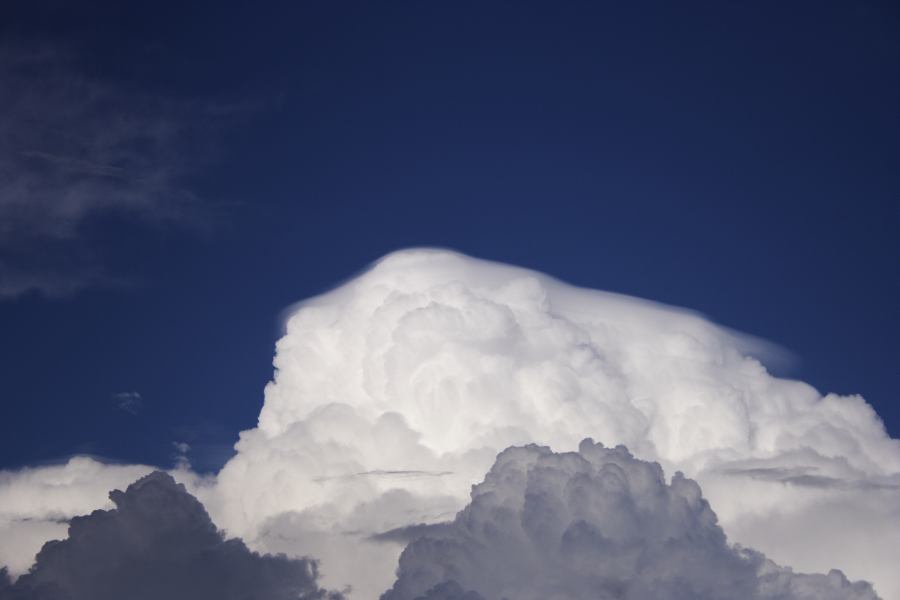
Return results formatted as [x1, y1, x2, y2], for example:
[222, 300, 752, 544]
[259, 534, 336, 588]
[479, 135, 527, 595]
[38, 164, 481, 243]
[1, 249, 897, 598]
[384, 440, 879, 600]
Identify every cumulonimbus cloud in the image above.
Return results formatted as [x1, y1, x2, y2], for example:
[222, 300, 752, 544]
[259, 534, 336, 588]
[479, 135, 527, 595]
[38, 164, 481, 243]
[384, 439, 879, 600]
[0, 249, 898, 598]
[212, 249, 900, 597]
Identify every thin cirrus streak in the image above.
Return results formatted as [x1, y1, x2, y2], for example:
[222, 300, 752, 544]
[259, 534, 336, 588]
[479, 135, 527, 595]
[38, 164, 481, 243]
[0, 248, 897, 599]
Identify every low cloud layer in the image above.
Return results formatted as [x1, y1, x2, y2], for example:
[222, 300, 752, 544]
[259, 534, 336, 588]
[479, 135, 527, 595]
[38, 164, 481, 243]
[0, 471, 341, 600]
[384, 440, 879, 600]
[1, 443, 877, 600]
[1, 249, 898, 598]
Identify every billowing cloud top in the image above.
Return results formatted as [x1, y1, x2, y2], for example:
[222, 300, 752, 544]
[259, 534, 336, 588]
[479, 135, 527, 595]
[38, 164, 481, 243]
[1, 249, 898, 598]
[0, 471, 341, 600]
[384, 439, 879, 600]
[215, 249, 900, 596]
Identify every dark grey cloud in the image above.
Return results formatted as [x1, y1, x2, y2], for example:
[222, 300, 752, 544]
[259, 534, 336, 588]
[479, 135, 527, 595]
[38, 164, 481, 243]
[0, 571, 12, 594]
[383, 439, 881, 600]
[0, 44, 223, 298]
[414, 581, 485, 600]
[0, 471, 343, 600]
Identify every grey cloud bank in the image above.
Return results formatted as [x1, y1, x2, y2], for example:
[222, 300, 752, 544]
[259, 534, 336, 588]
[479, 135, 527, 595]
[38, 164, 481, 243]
[384, 440, 879, 600]
[0, 471, 341, 600]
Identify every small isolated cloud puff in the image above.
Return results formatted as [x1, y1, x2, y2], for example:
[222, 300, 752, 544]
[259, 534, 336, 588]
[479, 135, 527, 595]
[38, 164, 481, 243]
[113, 391, 142, 415]
[0, 471, 342, 600]
[383, 440, 879, 600]
[172, 441, 192, 469]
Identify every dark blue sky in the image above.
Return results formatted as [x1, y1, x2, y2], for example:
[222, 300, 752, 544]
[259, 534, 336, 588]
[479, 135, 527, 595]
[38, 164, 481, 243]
[1, 1, 898, 471]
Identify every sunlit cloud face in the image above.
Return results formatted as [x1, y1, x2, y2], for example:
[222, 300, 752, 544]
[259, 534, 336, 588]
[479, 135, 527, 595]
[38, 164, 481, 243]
[0, 249, 897, 599]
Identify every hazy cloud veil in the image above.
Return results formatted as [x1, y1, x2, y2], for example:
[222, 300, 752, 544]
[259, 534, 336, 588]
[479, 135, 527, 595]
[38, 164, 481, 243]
[0, 44, 223, 297]
[0, 249, 897, 598]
